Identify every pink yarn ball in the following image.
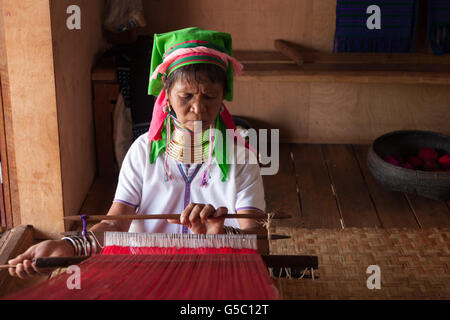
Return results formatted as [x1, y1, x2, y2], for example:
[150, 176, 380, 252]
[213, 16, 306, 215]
[401, 162, 414, 170]
[383, 155, 399, 166]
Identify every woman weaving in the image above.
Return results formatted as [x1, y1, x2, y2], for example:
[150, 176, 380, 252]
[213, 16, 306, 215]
[9, 27, 267, 279]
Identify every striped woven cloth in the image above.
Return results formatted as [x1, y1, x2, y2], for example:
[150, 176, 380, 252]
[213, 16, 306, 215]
[428, 0, 450, 55]
[334, 0, 419, 52]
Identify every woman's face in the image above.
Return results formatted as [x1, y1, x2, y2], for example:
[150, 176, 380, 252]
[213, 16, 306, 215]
[165, 74, 224, 132]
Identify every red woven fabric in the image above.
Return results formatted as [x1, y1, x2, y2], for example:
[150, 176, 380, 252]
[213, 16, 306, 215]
[6, 246, 280, 300]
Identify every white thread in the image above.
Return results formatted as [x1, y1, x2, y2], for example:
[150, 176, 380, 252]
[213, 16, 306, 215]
[285, 267, 292, 279]
[89, 231, 104, 250]
[104, 232, 258, 250]
[298, 267, 309, 280]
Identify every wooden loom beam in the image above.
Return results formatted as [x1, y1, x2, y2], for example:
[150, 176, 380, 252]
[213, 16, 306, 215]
[64, 213, 292, 222]
[1, 254, 318, 271]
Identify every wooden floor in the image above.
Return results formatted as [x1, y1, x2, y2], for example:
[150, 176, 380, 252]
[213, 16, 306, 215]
[79, 144, 450, 229]
[264, 144, 450, 229]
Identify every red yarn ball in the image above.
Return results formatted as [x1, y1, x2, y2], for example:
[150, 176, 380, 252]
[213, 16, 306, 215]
[418, 147, 438, 162]
[438, 154, 450, 171]
[407, 156, 423, 169]
[423, 161, 438, 171]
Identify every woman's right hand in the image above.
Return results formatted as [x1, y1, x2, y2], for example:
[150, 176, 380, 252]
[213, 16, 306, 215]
[8, 239, 74, 279]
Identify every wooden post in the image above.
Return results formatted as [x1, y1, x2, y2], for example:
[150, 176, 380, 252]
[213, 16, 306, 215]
[0, 82, 11, 229]
[93, 82, 121, 179]
[0, 0, 65, 238]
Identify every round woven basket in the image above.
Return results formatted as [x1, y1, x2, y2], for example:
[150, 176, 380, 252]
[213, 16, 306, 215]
[367, 130, 450, 201]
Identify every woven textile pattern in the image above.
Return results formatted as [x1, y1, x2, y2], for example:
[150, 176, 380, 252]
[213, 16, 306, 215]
[271, 227, 450, 299]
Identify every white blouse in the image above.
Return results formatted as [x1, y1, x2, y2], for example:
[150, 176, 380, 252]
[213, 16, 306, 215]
[113, 133, 266, 234]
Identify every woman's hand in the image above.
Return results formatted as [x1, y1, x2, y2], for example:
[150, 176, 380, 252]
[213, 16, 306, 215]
[167, 203, 227, 234]
[8, 239, 75, 279]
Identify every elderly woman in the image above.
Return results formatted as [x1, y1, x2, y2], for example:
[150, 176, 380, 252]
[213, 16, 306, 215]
[9, 27, 267, 278]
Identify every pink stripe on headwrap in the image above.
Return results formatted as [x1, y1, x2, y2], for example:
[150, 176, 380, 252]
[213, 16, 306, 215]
[151, 47, 243, 80]
[148, 90, 168, 142]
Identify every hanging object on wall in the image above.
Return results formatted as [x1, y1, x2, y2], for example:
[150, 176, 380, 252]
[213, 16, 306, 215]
[427, 0, 450, 55]
[113, 93, 133, 170]
[333, 0, 419, 53]
[103, 0, 147, 33]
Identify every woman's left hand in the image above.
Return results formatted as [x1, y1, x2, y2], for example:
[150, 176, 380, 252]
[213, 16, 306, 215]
[167, 203, 227, 234]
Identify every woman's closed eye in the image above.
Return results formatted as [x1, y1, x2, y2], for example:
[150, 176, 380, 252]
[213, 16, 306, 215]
[179, 93, 217, 100]
[179, 94, 193, 100]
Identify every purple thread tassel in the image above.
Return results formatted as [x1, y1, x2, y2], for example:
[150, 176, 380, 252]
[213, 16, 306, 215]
[81, 214, 87, 237]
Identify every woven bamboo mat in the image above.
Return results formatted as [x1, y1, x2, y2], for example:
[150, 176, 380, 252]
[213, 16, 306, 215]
[269, 227, 450, 299]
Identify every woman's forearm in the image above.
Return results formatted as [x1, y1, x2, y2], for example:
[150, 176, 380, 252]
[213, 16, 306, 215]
[89, 221, 126, 233]
[87, 202, 135, 233]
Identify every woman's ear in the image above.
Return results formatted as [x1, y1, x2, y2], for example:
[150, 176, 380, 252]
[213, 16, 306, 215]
[161, 76, 169, 98]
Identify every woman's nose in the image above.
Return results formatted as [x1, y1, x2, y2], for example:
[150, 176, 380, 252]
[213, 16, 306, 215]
[190, 98, 207, 114]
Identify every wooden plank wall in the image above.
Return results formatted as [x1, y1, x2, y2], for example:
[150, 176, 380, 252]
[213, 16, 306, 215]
[0, 78, 12, 229]
[141, 0, 450, 143]
[229, 82, 450, 144]
[0, 0, 64, 238]
[141, 0, 335, 52]
[49, 0, 107, 233]
[0, 0, 106, 238]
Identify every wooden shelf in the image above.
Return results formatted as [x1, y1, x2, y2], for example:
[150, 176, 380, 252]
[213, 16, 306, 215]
[92, 51, 450, 85]
[91, 57, 117, 82]
[234, 51, 450, 85]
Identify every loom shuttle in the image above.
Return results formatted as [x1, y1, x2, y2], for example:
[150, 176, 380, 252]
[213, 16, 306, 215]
[0, 256, 89, 269]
